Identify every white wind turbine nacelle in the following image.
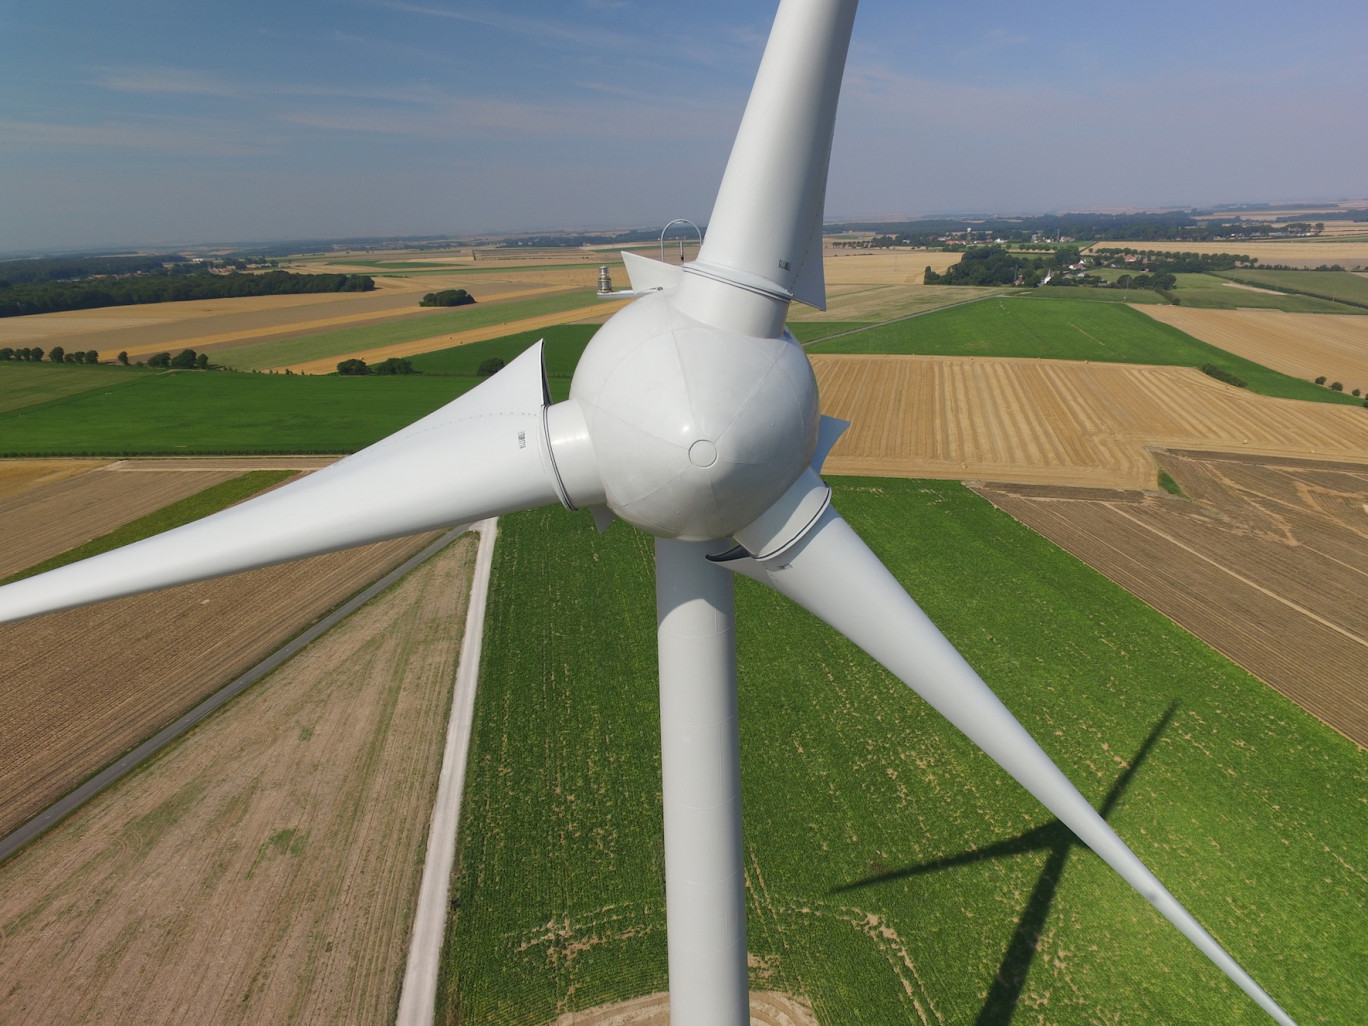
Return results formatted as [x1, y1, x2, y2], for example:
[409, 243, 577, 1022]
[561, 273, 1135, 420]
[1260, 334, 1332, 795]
[0, 2, 1302, 1025]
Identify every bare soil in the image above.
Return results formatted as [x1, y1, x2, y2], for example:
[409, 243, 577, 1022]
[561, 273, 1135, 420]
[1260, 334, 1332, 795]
[975, 449, 1368, 748]
[0, 519, 440, 836]
[0, 457, 333, 579]
[549, 991, 818, 1026]
[814, 354, 1368, 489]
[0, 534, 477, 1026]
[0, 459, 107, 502]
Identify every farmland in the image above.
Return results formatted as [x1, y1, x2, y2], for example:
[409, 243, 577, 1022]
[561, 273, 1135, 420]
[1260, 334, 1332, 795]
[0, 533, 477, 1025]
[812, 353, 1368, 490]
[0, 455, 444, 837]
[975, 448, 1368, 748]
[806, 296, 1359, 404]
[0, 365, 477, 455]
[440, 487, 1365, 1026]
[1084, 239, 1368, 269]
[1140, 307, 1368, 396]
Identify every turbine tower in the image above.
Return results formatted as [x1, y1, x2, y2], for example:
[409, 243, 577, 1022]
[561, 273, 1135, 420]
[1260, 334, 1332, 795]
[0, 2, 1298, 1024]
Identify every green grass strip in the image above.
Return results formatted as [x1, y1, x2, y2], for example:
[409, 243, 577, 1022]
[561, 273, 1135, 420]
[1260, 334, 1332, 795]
[2, 469, 295, 584]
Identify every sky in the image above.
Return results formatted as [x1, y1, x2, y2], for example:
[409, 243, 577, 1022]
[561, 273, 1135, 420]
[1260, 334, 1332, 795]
[2, 0, 1366, 254]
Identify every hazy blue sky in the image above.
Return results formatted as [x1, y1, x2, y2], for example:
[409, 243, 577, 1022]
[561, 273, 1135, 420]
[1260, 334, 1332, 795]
[2, 1, 1365, 252]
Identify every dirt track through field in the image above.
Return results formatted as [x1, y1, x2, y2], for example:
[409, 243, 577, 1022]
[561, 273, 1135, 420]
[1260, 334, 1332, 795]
[976, 450, 1368, 747]
[1139, 306, 1368, 395]
[549, 991, 818, 1026]
[0, 534, 477, 1026]
[0, 518, 440, 837]
[814, 354, 1368, 489]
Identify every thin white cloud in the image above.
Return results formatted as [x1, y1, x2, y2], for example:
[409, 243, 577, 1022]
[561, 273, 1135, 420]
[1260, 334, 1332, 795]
[94, 66, 244, 98]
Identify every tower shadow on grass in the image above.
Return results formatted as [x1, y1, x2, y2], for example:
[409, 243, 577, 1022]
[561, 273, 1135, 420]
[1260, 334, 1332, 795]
[831, 701, 1180, 1026]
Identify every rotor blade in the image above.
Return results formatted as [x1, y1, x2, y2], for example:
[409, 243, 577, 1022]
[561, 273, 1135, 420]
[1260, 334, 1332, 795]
[0, 342, 565, 624]
[688, 0, 857, 311]
[724, 505, 1298, 1026]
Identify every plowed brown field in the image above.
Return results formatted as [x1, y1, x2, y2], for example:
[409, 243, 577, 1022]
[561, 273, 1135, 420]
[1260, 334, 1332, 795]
[1140, 307, 1368, 394]
[976, 449, 1368, 747]
[0, 534, 477, 1026]
[0, 509, 440, 835]
[814, 354, 1368, 489]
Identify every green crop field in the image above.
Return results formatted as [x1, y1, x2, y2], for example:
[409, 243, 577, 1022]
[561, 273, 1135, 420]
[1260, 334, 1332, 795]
[0, 362, 152, 414]
[807, 296, 1361, 405]
[1216, 269, 1368, 309]
[409, 324, 595, 382]
[0, 368, 477, 455]
[439, 482, 1364, 1026]
[1169, 274, 1358, 312]
[218, 290, 601, 371]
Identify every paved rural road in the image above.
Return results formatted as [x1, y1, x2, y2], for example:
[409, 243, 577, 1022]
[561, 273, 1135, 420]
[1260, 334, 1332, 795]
[0, 525, 473, 864]
[397, 517, 498, 1026]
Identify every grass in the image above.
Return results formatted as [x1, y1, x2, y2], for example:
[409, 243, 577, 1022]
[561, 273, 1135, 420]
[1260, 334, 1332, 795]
[1157, 469, 1185, 497]
[1, 469, 296, 584]
[408, 324, 596, 382]
[1215, 268, 1368, 309]
[808, 295, 1363, 405]
[1171, 273, 1359, 312]
[440, 483, 1364, 1026]
[0, 362, 152, 414]
[0, 371, 478, 456]
[218, 290, 602, 371]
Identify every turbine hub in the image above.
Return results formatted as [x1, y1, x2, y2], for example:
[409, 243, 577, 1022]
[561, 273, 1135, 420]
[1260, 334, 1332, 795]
[567, 291, 819, 541]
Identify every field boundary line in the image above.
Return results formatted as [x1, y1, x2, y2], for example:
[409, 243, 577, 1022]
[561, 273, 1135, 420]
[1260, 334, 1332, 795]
[1103, 502, 1368, 651]
[0, 525, 470, 866]
[798, 290, 1009, 347]
[397, 517, 497, 1026]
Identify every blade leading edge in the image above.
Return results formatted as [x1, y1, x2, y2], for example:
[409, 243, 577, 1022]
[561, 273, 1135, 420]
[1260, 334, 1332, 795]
[0, 342, 564, 625]
[725, 505, 1298, 1026]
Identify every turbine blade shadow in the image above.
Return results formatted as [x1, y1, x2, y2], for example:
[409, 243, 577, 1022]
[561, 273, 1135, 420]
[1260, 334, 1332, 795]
[830, 702, 1180, 1026]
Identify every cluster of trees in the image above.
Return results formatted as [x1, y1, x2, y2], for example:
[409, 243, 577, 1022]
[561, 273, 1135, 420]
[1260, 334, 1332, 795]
[147, 349, 210, 369]
[419, 289, 475, 307]
[1202, 364, 1247, 388]
[1091, 249, 1254, 273]
[0, 253, 190, 284]
[923, 244, 1082, 287]
[0, 271, 375, 318]
[1, 346, 99, 364]
[336, 357, 415, 376]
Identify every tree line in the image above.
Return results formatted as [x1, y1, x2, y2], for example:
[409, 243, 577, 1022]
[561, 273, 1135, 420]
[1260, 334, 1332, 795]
[0, 271, 375, 318]
[2, 347, 99, 364]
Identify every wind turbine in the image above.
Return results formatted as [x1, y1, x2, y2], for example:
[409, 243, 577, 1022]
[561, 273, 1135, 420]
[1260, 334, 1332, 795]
[0, 2, 1298, 1024]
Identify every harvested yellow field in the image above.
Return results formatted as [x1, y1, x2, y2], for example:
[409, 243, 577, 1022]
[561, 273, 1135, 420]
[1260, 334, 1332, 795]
[281, 298, 632, 374]
[823, 247, 962, 286]
[1139, 307, 1368, 394]
[0, 459, 105, 502]
[0, 535, 477, 1026]
[0, 289, 400, 349]
[814, 354, 1368, 489]
[1085, 239, 1368, 268]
